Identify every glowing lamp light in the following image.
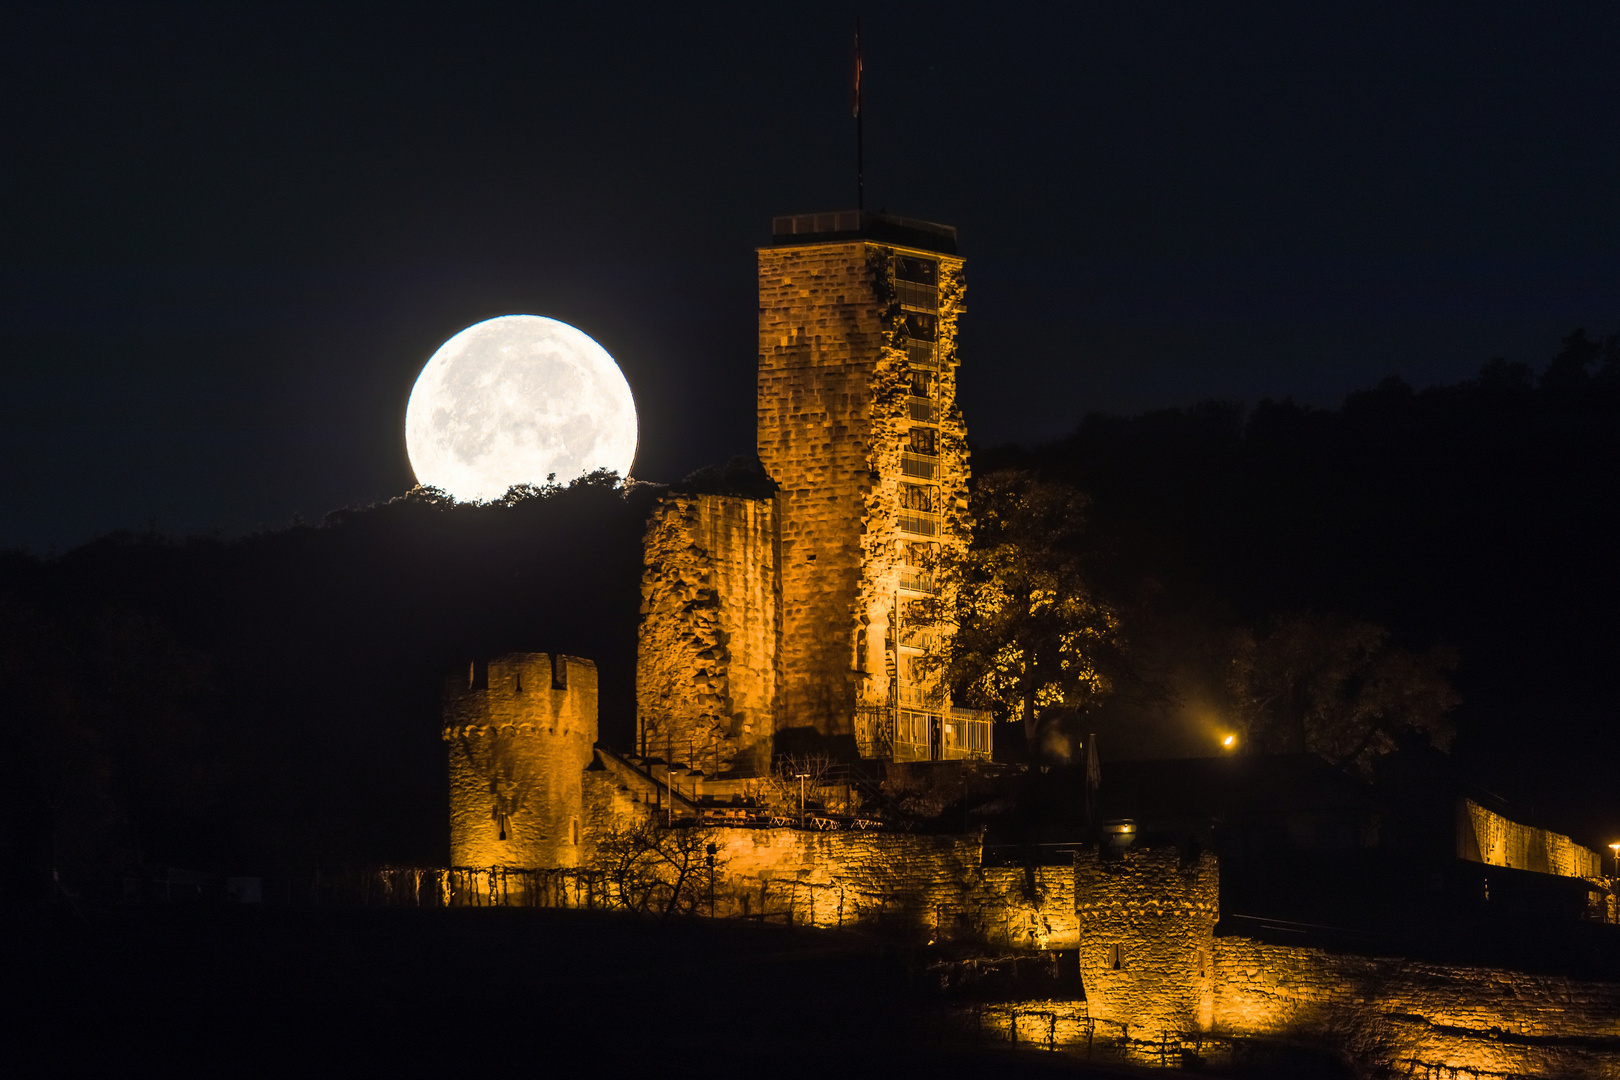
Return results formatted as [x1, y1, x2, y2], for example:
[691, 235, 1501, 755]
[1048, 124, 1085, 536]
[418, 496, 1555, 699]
[1101, 819, 1137, 850]
[1609, 843, 1620, 878]
[1222, 734, 1237, 750]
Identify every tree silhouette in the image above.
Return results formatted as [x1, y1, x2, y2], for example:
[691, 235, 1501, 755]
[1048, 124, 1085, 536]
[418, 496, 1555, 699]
[1227, 611, 1458, 771]
[922, 471, 1123, 753]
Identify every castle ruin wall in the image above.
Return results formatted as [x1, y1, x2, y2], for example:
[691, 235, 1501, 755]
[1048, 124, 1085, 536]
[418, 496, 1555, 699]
[1458, 797, 1603, 878]
[755, 240, 970, 742]
[1212, 936, 1620, 1078]
[636, 491, 777, 775]
[706, 828, 1077, 948]
[756, 242, 881, 737]
[443, 653, 597, 869]
[1074, 845, 1221, 1041]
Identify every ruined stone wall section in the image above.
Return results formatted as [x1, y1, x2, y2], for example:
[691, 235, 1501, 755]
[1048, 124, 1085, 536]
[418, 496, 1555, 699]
[757, 242, 881, 737]
[1214, 937, 1620, 1077]
[636, 492, 776, 775]
[706, 828, 1077, 949]
[443, 653, 597, 869]
[1458, 797, 1603, 879]
[1074, 846, 1221, 1040]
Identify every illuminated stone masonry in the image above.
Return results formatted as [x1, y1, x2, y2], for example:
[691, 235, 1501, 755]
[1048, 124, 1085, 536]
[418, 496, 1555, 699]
[441, 667, 1620, 1078]
[758, 212, 973, 758]
[443, 653, 597, 870]
[1074, 846, 1221, 1040]
[969, 843, 1620, 1077]
[636, 491, 777, 777]
[631, 211, 986, 776]
[435, 208, 1620, 1078]
[1459, 797, 1604, 878]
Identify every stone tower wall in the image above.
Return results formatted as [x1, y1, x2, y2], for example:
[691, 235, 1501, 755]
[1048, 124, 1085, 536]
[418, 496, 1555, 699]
[1074, 845, 1220, 1040]
[757, 242, 881, 738]
[636, 491, 778, 775]
[757, 241, 968, 740]
[443, 652, 597, 869]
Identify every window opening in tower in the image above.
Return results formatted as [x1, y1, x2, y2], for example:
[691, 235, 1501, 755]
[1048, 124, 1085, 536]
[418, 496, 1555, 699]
[894, 256, 940, 313]
[902, 311, 938, 342]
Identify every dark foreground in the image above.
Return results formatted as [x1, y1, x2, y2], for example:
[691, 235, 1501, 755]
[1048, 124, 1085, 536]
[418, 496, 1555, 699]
[2, 905, 1346, 1078]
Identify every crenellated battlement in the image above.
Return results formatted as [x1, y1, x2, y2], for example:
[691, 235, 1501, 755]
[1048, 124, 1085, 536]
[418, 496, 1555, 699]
[442, 653, 598, 733]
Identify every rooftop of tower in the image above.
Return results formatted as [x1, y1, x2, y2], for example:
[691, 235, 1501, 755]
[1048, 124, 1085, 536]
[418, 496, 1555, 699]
[769, 210, 957, 256]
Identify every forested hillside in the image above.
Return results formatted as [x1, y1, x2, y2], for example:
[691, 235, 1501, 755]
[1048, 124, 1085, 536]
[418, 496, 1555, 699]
[978, 330, 1620, 842]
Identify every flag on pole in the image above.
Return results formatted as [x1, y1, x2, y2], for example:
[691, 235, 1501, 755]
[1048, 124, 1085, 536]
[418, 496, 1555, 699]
[852, 20, 863, 118]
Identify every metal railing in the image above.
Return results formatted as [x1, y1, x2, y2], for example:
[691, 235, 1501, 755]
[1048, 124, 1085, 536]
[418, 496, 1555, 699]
[908, 398, 935, 422]
[899, 568, 935, 594]
[896, 279, 939, 312]
[906, 340, 938, 369]
[898, 683, 944, 709]
[898, 626, 936, 651]
[855, 705, 993, 763]
[854, 705, 892, 760]
[901, 452, 937, 480]
[944, 708, 994, 760]
[894, 709, 936, 762]
[898, 510, 939, 537]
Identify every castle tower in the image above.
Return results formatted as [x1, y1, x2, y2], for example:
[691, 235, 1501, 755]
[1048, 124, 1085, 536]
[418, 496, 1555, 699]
[1074, 845, 1220, 1049]
[443, 652, 597, 868]
[758, 212, 969, 756]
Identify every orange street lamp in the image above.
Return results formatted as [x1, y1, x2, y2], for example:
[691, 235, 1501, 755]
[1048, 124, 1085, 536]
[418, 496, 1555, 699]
[1609, 842, 1619, 878]
[1222, 734, 1237, 750]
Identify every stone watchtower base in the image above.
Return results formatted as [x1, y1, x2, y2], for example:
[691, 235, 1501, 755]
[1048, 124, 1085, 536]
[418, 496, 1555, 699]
[443, 653, 597, 870]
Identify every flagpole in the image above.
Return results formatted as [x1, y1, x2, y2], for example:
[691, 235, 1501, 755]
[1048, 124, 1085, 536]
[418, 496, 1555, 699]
[854, 18, 864, 212]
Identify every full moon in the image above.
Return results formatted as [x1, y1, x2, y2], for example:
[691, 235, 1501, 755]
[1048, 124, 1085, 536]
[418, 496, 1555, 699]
[405, 315, 638, 501]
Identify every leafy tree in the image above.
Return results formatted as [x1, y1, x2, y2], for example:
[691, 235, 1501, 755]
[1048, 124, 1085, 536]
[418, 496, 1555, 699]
[921, 471, 1123, 752]
[1539, 328, 1617, 393]
[1227, 611, 1458, 770]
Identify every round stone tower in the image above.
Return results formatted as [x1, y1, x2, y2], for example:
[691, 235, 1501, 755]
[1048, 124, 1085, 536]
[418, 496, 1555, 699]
[1074, 844, 1220, 1049]
[443, 653, 597, 869]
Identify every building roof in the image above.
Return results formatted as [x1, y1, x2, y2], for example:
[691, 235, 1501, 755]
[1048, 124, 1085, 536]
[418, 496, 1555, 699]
[768, 211, 958, 255]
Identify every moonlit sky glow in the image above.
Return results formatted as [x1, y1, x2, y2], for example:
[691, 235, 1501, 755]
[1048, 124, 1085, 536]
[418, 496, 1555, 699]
[405, 315, 638, 502]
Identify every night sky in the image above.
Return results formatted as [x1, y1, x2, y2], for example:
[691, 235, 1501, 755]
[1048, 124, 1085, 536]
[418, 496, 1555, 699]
[4, 3, 1619, 552]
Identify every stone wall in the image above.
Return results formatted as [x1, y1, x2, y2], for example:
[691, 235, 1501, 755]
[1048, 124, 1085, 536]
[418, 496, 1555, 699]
[636, 491, 777, 775]
[755, 239, 969, 740]
[706, 827, 1077, 949]
[443, 653, 597, 869]
[1213, 937, 1620, 1078]
[757, 241, 883, 737]
[1458, 797, 1603, 879]
[1075, 846, 1220, 1041]
[1043, 841, 1620, 1076]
